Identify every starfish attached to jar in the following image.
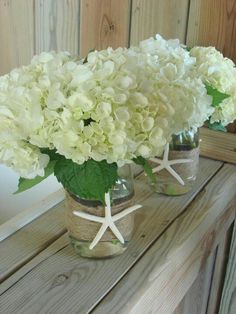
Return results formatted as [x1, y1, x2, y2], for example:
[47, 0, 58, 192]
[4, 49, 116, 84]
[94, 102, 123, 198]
[150, 143, 193, 185]
[73, 192, 142, 249]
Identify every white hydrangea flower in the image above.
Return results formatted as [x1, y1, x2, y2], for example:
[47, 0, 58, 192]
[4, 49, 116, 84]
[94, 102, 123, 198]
[190, 46, 236, 125]
[129, 36, 214, 132]
[0, 139, 49, 178]
[1, 36, 234, 179]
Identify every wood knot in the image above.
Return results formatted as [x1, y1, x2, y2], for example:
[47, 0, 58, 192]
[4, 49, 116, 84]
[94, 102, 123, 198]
[109, 23, 115, 31]
[50, 273, 69, 289]
[102, 15, 115, 35]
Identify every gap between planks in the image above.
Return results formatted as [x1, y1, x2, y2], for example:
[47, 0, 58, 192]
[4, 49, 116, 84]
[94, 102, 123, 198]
[0, 235, 69, 295]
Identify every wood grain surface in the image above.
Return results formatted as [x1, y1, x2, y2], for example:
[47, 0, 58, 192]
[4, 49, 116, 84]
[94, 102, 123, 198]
[0, 0, 34, 75]
[0, 201, 66, 283]
[174, 225, 233, 314]
[0, 234, 69, 295]
[173, 251, 217, 314]
[220, 221, 236, 314]
[130, 0, 189, 45]
[199, 127, 236, 164]
[0, 189, 65, 242]
[35, 0, 79, 54]
[0, 158, 222, 313]
[80, 0, 130, 57]
[207, 226, 233, 314]
[93, 164, 236, 314]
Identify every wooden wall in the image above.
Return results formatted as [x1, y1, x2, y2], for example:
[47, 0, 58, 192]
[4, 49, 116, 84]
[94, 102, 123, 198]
[0, 0, 235, 130]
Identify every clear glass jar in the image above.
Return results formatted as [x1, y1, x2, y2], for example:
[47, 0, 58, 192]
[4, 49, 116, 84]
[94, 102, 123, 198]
[65, 165, 135, 258]
[150, 129, 199, 196]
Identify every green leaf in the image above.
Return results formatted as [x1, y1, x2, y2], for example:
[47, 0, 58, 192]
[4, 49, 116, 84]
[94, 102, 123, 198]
[84, 118, 95, 126]
[40, 148, 63, 161]
[14, 160, 57, 194]
[83, 48, 95, 64]
[185, 46, 191, 52]
[205, 83, 230, 107]
[54, 158, 118, 204]
[133, 156, 156, 183]
[207, 121, 227, 132]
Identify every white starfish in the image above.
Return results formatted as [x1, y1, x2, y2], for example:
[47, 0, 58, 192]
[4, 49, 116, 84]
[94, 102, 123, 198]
[73, 192, 142, 249]
[150, 143, 193, 186]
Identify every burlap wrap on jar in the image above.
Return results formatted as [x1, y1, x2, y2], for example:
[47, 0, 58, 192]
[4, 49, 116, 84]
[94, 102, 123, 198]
[151, 147, 199, 195]
[65, 192, 135, 258]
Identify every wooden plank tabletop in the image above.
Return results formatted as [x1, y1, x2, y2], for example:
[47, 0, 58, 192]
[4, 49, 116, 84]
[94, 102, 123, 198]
[94, 163, 236, 314]
[0, 158, 235, 314]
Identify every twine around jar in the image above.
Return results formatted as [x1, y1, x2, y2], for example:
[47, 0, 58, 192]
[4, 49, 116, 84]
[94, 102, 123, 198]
[65, 192, 135, 243]
[152, 147, 199, 183]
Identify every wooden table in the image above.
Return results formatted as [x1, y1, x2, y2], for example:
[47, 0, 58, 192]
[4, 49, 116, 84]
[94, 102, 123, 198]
[0, 158, 236, 314]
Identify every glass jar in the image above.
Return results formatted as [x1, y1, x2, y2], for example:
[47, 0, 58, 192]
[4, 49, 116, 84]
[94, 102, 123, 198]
[150, 129, 199, 195]
[65, 165, 135, 258]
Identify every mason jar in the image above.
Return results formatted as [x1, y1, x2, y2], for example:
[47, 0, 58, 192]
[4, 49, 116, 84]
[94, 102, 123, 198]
[150, 129, 199, 196]
[65, 164, 135, 258]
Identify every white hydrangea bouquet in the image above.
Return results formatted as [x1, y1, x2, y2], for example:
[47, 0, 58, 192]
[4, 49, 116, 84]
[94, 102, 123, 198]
[0, 35, 236, 257]
[0, 34, 235, 201]
[135, 36, 236, 196]
[190, 46, 236, 131]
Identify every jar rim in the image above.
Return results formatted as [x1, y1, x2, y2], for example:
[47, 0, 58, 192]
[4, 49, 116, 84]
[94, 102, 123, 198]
[68, 190, 135, 207]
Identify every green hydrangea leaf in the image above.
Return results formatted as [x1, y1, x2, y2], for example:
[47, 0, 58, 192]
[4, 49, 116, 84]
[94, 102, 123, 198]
[54, 158, 118, 204]
[83, 48, 95, 64]
[40, 148, 63, 161]
[14, 160, 57, 194]
[133, 156, 156, 183]
[205, 83, 230, 107]
[207, 121, 227, 132]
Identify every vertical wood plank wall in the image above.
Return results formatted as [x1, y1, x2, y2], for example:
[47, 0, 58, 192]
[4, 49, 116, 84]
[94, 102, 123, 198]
[130, 0, 190, 45]
[0, 0, 235, 131]
[80, 0, 131, 56]
[34, 0, 80, 54]
[0, 0, 34, 74]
